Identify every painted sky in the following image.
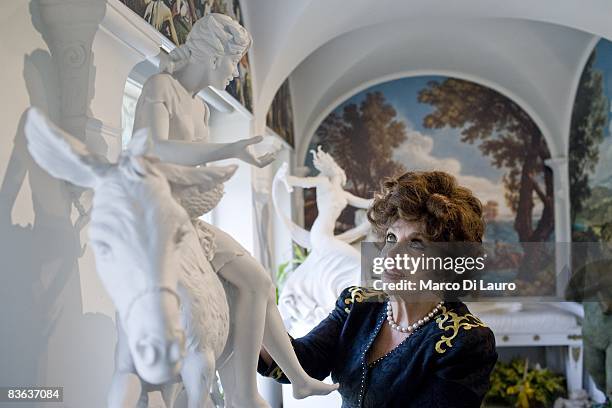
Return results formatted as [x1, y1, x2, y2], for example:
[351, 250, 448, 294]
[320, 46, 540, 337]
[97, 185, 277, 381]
[591, 39, 612, 188]
[311, 76, 521, 220]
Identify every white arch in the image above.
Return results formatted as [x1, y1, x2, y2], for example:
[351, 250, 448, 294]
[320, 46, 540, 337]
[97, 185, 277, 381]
[290, 18, 593, 162]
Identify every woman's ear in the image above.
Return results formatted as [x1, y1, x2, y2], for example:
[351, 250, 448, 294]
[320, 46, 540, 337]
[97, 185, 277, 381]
[211, 55, 219, 69]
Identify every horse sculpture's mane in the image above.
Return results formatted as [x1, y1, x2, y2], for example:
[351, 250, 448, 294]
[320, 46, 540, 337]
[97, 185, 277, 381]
[177, 227, 228, 354]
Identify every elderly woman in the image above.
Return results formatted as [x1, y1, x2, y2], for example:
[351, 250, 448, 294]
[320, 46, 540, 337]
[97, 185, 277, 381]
[259, 171, 497, 407]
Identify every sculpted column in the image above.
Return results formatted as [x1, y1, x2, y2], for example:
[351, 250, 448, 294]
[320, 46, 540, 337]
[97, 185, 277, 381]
[37, 0, 106, 142]
[544, 156, 571, 298]
[31, 1, 114, 406]
[37, 0, 107, 231]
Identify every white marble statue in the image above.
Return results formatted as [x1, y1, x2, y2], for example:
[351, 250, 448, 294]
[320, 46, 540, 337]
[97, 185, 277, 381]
[273, 147, 373, 336]
[131, 13, 337, 406]
[25, 108, 236, 407]
[24, 107, 336, 408]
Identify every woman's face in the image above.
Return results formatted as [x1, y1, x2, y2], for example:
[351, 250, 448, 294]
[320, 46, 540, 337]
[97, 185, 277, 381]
[381, 218, 440, 301]
[381, 218, 426, 281]
[206, 54, 241, 90]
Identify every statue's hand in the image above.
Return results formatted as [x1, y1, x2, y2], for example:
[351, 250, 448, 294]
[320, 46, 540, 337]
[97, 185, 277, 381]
[233, 136, 276, 168]
[274, 162, 293, 192]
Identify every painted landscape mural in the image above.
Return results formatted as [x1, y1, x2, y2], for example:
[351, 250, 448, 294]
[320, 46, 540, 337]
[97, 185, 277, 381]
[570, 39, 612, 245]
[305, 76, 556, 293]
[267, 79, 295, 146]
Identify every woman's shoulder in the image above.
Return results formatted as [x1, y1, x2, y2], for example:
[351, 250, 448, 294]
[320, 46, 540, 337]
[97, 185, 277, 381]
[336, 286, 386, 315]
[138, 73, 192, 118]
[429, 301, 496, 357]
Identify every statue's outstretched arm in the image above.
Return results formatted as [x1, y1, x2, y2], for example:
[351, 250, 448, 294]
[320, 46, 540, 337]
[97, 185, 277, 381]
[332, 192, 373, 243]
[344, 191, 373, 209]
[153, 139, 238, 167]
[285, 175, 326, 189]
[142, 102, 274, 167]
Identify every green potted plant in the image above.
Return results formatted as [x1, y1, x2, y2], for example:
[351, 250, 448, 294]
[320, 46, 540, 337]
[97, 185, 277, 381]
[485, 358, 566, 408]
[275, 243, 308, 303]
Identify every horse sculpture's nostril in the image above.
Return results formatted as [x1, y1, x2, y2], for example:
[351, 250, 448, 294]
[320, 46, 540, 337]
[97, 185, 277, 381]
[169, 330, 186, 363]
[136, 340, 158, 365]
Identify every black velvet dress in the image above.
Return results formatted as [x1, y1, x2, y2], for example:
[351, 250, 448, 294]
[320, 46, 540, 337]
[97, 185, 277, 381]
[258, 286, 497, 408]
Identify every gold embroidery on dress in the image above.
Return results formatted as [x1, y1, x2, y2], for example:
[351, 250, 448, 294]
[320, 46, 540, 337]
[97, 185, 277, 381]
[434, 305, 487, 354]
[270, 366, 285, 381]
[343, 286, 385, 314]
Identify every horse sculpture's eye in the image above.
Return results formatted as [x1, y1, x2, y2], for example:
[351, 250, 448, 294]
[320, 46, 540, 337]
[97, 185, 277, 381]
[174, 225, 189, 245]
[92, 240, 112, 257]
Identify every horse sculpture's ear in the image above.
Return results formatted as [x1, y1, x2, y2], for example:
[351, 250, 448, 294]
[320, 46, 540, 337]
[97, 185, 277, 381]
[156, 162, 238, 190]
[24, 107, 110, 188]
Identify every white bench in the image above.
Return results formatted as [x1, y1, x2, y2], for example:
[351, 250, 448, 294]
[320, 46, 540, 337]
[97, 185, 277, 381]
[469, 302, 584, 392]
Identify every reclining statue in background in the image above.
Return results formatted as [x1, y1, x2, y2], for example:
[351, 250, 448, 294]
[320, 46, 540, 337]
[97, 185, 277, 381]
[272, 147, 373, 336]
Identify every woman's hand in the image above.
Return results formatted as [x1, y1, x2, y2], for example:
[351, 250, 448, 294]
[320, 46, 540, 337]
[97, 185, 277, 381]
[232, 136, 276, 168]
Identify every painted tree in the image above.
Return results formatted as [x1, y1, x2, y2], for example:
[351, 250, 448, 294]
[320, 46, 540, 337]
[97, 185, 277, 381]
[569, 50, 609, 226]
[317, 91, 407, 197]
[306, 91, 407, 231]
[418, 79, 554, 244]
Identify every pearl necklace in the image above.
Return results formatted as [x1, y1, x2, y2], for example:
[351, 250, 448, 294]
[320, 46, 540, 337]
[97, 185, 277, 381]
[386, 300, 444, 333]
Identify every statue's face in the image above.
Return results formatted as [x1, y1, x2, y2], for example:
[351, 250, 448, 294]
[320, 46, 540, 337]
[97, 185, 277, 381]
[208, 54, 241, 90]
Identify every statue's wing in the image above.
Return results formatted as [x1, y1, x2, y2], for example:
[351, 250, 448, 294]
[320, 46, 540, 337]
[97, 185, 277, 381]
[156, 162, 236, 219]
[335, 220, 371, 243]
[156, 162, 237, 190]
[272, 165, 311, 250]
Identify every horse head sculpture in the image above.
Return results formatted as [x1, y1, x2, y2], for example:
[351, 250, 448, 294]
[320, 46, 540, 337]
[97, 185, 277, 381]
[24, 108, 236, 384]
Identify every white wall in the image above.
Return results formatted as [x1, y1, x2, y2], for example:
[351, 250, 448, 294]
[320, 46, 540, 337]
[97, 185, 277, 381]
[0, 1, 116, 407]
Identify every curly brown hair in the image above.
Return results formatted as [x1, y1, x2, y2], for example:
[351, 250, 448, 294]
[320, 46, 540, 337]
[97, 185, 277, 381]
[367, 171, 484, 243]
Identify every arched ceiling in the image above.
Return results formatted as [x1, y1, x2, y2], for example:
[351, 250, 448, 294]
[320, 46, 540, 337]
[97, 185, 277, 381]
[290, 18, 596, 161]
[242, 0, 610, 157]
